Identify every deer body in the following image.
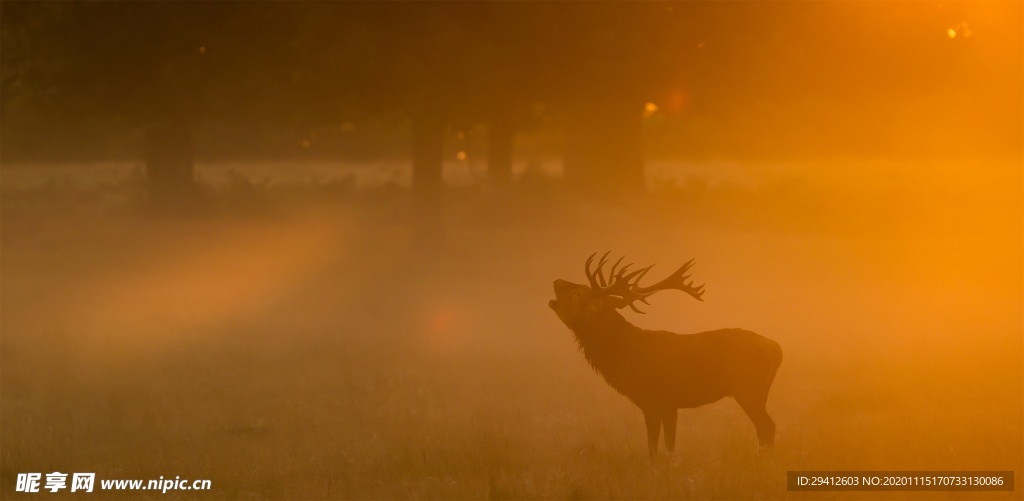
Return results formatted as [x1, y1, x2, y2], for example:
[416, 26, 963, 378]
[550, 255, 782, 458]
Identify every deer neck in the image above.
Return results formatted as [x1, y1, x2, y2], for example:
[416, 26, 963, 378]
[570, 311, 641, 382]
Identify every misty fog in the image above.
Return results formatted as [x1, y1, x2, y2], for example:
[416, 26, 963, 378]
[2, 1, 1022, 499]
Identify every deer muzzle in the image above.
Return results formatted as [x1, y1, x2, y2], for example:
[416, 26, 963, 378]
[550, 279, 575, 310]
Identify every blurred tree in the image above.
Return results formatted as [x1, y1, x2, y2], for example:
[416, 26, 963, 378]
[527, 2, 676, 198]
[1, 2, 78, 161]
[1, 2, 380, 210]
[2, 2, 230, 209]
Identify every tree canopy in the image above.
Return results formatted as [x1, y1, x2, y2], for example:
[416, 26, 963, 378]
[2, 1, 1020, 163]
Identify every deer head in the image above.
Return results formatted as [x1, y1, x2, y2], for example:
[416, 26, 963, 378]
[549, 252, 706, 329]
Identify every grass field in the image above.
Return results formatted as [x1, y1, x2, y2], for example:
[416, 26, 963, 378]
[1, 160, 1021, 499]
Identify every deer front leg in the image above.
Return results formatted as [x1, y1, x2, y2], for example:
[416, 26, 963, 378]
[642, 408, 661, 459]
[662, 408, 678, 454]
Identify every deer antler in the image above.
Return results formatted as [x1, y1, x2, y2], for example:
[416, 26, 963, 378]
[585, 253, 705, 313]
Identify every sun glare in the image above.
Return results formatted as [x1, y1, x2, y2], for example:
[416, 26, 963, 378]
[643, 102, 659, 117]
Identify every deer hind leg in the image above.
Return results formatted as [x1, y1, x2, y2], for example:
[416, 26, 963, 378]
[662, 408, 678, 454]
[736, 391, 775, 450]
[641, 408, 661, 459]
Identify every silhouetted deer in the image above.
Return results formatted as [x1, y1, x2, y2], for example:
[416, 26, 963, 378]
[549, 253, 782, 458]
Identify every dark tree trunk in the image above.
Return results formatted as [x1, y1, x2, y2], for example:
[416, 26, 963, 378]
[563, 97, 646, 198]
[487, 112, 514, 186]
[411, 113, 445, 239]
[144, 120, 195, 211]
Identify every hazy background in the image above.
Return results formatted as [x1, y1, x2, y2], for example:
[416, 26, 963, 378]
[2, 1, 1021, 499]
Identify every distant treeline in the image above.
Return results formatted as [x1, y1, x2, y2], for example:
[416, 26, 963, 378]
[2, 110, 1017, 166]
